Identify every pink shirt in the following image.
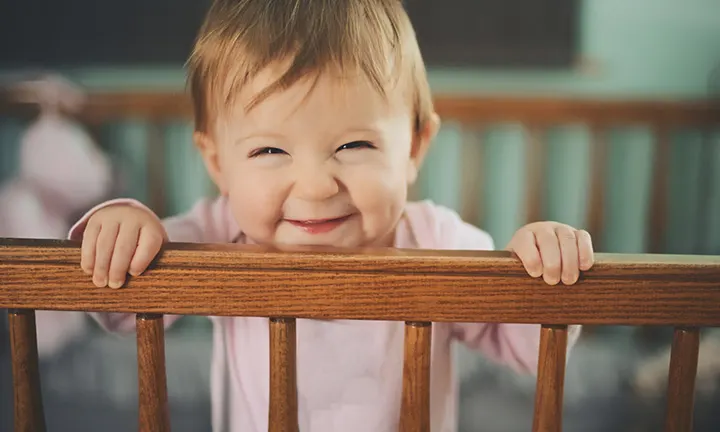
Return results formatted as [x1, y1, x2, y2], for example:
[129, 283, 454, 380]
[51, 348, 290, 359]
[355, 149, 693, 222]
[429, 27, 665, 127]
[69, 197, 581, 432]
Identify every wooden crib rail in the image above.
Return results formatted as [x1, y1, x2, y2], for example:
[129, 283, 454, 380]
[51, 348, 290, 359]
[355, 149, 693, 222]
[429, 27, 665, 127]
[2, 91, 719, 127]
[2, 238, 720, 432]
[3, 238, 720, 324]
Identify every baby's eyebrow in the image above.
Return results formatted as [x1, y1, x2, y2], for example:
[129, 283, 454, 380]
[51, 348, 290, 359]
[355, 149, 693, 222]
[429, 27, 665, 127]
[323, 127, 383, 146]
[330, 124, 387, 140]
[343, 126, 382, 134]
[234, 131, 286, 145]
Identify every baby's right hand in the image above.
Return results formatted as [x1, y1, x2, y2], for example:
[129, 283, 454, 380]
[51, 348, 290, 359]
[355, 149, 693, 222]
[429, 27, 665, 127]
[81, 205, 168, 289]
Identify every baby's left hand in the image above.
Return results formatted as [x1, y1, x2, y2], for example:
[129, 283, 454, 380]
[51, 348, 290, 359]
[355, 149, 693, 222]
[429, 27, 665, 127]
[505, 222, 594, 285]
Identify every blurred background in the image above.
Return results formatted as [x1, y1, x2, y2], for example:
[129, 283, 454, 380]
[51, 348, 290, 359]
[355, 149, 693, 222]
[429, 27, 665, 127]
[1, 0, 719, 430]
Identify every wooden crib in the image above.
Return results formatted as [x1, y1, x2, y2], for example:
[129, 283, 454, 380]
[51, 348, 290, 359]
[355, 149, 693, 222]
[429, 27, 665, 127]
[1, 92, 720, 431]
[2, 238, 720, 432]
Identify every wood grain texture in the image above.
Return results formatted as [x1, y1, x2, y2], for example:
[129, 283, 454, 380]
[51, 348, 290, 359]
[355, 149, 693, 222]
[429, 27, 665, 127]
[136, 313, 170, 432]
[2, 239, 720, 325]
[532, 325, 568, 432]
[399, 322, 431, 432]
[269, 318, 298, 432]
[2, 92, 719, 127]
[664, 327, 700, 432]
[8, 309, 46, 432]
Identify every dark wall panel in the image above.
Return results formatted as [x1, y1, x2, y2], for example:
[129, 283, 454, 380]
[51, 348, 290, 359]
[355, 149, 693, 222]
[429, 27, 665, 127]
[0, 0, 578, 69]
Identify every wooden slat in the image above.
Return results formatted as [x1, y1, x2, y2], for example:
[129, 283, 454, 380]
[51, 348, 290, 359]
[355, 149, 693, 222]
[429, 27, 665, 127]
[146, 122, 167, 219]
[459, 126, 485, 226]
[664, 327, 700, 432]
[587, 125, 607, 243]
[695, 130, 717, 255]
[136, 313, 170, 432]
[269, 317, 298, 432]
[532, 324, 568, 432]
[2, 239, 720, 325]
[525, 126, 546, 224]
[649, 126, 671, 253]
[399, 321, 431, 432]
[8, 309, 46, 432]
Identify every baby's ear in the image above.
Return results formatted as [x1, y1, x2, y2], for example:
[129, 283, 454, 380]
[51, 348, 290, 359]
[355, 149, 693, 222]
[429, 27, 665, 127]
[407, 112, 440, 184]
[194, 132, 228, 195]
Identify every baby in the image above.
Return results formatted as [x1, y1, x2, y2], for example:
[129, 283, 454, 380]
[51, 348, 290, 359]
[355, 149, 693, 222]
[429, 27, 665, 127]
[69, 0, 595, 430]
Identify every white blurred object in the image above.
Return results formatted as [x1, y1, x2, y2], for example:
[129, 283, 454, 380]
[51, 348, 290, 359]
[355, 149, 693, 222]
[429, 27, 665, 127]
[633, 332, 720, 398]
[0, 75, 113, 358]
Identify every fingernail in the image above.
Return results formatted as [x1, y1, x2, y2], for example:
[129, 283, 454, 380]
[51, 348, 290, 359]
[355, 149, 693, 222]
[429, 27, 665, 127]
[109, 280, 123, 289]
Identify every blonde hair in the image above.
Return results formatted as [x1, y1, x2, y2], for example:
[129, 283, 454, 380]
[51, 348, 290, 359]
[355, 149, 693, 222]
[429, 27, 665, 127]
[187, 0, 433, 134]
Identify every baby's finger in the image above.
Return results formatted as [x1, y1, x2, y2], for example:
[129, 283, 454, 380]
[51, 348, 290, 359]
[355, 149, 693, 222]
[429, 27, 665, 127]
[535, 227, 561, 285]
[556, 226, 579, 284]
[577, 230, 595, 270]
[129, 228, 164, 276]
[93, 223, 120, 288]
[108, 224, 141, 289]
[81, 221, 101, 275]
[510, 230, 543, 278]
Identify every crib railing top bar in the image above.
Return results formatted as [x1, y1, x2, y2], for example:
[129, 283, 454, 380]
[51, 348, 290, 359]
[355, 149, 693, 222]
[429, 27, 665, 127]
[2, 238, 720, 326]
[3, 237, 720, 271]
[1, 91, 719, 126]
[4, 236, 720, 273]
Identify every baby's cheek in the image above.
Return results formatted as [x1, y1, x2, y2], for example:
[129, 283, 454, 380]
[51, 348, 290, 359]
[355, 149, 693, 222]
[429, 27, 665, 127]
[228, 177, 285, 240]
[348, 168, 406, 238]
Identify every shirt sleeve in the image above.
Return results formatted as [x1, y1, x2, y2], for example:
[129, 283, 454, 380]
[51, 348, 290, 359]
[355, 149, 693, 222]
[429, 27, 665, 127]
[423, 202, 582, 375]
[68, 196, 238, 244]
[67, 196, 238, 333]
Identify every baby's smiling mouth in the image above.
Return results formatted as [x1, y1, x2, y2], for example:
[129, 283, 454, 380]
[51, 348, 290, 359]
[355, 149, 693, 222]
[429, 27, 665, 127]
[285, 215, 353, 234]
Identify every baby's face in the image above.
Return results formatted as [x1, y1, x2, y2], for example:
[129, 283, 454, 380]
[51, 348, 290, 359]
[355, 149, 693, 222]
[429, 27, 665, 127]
[196, 68, 436, 248]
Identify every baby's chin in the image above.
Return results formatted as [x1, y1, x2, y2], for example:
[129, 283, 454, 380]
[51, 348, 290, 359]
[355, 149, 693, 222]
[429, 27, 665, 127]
[241, 231, 358, 248]
[271, 233, 396, 250]
[271, 235, 368, 249]
[245, 220, 396, 249]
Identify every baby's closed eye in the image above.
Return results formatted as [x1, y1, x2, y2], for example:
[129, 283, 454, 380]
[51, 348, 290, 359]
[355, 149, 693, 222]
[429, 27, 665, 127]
[249, 147, 287, 157]
[336, 141, 376, 152]
[334, 141, 379, 164]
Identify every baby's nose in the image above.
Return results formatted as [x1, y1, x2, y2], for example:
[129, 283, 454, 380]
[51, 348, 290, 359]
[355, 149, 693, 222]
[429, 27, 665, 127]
[292, 168, 340, 201]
